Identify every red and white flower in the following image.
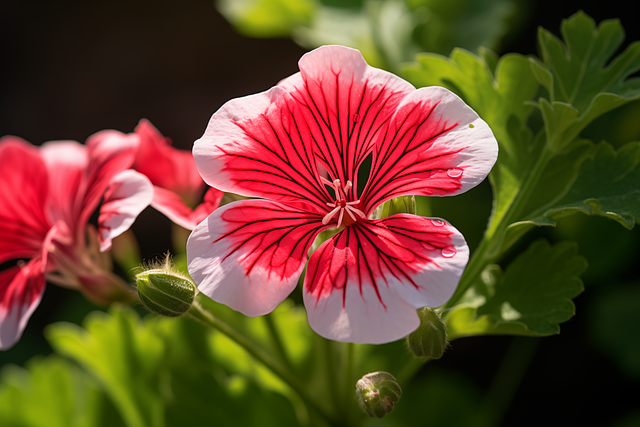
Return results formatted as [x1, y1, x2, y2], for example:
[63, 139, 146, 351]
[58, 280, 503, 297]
[132, 119, 223, 230]
[0, 131, 153, 349]
[187, 45, 498, 344]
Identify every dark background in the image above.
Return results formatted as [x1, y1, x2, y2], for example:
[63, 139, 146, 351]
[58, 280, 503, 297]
[1, 1, 639, 426]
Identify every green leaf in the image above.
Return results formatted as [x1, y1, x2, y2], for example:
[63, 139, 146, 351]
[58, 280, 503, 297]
[534, 12, 640, 151]
[45, 306, 301, 427]
[217, 0, 527, 71]
[522, 141, 640, 230]
[536, 11, 640, 111]
[445, 240, 586, 339]
[409, 0, 525, 58]
[0, 356, 122, 427]
[497, 137, 595, 253]
[46, 309, 166, 427]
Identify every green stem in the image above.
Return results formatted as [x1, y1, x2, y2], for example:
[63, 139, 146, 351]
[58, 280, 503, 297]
[396, 356, 428, 386]
[187, 298, 336, 425]
[264, 312, 294, 372]
[475, 337, 540, 427]
[341, 343, 356, 423]
[322, 339, 342, 417]
[446, 146, 555, 307]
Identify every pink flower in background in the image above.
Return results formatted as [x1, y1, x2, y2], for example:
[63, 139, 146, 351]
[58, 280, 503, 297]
[187, 45, 498, 344]
[0, 131, 153, 349]
[133, 119, 223, 230]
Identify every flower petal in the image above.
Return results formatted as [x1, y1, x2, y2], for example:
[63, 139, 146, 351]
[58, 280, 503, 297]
[151, 186, 223, 230]
[98, 170, 154, 252]
[133, 119, 205, 205]
[0, 137, 52, 264]
[187, 200, 326, 316]
[81, 131, 140, 229]
[303, 215, 469, 344]
[194, 87, 331, 213]
[360, 86, 498, 215]
[39, 141, 88, 229]
[279, 45, 414, 196]
[0, 259, 46, 350]
[41, 131, 139, 237]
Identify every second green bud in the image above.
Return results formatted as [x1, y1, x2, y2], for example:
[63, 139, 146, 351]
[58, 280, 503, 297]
[406, 307, 448, 359]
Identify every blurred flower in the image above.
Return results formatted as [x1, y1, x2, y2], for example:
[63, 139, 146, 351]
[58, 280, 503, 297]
[0, 131, 153, 349]
[132, 119, 223, 230]
[187, 45, 497, 343]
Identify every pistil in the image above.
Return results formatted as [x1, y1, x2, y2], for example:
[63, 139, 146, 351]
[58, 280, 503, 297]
[321, 178, 366, 227]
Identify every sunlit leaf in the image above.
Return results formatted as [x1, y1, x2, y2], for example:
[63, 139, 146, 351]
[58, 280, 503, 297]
[533, 12, 640, 151]
[45, 306, 300, 427]
[0, 356, 122, 427]
[512, 141, 640, 237]
[445, 240, 586, 339]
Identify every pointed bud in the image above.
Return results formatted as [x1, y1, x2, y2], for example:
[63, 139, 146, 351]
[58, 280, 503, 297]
[136, 268, 196, 317]
[406, 307, 449, 359]
[372, 195, 417, 219]
[355, 372, 402, 418]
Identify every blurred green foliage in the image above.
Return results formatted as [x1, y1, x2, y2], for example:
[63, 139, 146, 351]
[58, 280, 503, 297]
[217, 0, 529, 70]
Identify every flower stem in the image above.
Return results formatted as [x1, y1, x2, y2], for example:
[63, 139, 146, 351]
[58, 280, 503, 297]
[322, 338, 342, 416]
[340, 342, 356, 423]
[187, 295, 336, 425]
[396, 356, 428, 386]
[264, 312, 295, 372]
[446, 146, 555, 307]
[475, 337, 540, 427]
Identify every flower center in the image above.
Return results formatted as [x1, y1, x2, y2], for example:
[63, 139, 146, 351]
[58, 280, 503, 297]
[321, 178, 366, 227]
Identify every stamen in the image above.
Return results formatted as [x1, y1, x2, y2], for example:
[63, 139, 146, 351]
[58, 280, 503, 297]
[343, 181, 352, 193]
[333, 179, 343, 201]
[322, 206, 341, 225]
[337, 209, 345, 228]
[346, 205, 367, 219]
[320, 176, 334, 187]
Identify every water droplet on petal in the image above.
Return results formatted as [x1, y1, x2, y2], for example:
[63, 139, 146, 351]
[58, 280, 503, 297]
[441, 247, 457, 258]
[353, 113, 360, 123]
[447, 168, 463, 178]
[431, 219, 445, 227]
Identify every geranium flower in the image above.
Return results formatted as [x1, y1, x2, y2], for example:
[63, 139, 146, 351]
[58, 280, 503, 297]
[187, 45, 498, 343]
[0, 131, 153, 349]
[132, 119, 223, 230]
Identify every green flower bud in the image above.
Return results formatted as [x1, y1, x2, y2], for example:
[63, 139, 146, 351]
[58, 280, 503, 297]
[355, 372, 402, 418]
[372, 195, 417, 219]
[406, 307, 449, 359]
[136, 268, 196, 317]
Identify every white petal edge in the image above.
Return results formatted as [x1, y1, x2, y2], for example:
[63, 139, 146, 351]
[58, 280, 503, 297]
[0, 263, 45, 350]
[186, 201, 313, 317]
[398, 86, 499, 197]
[99, 170, 153, 252]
